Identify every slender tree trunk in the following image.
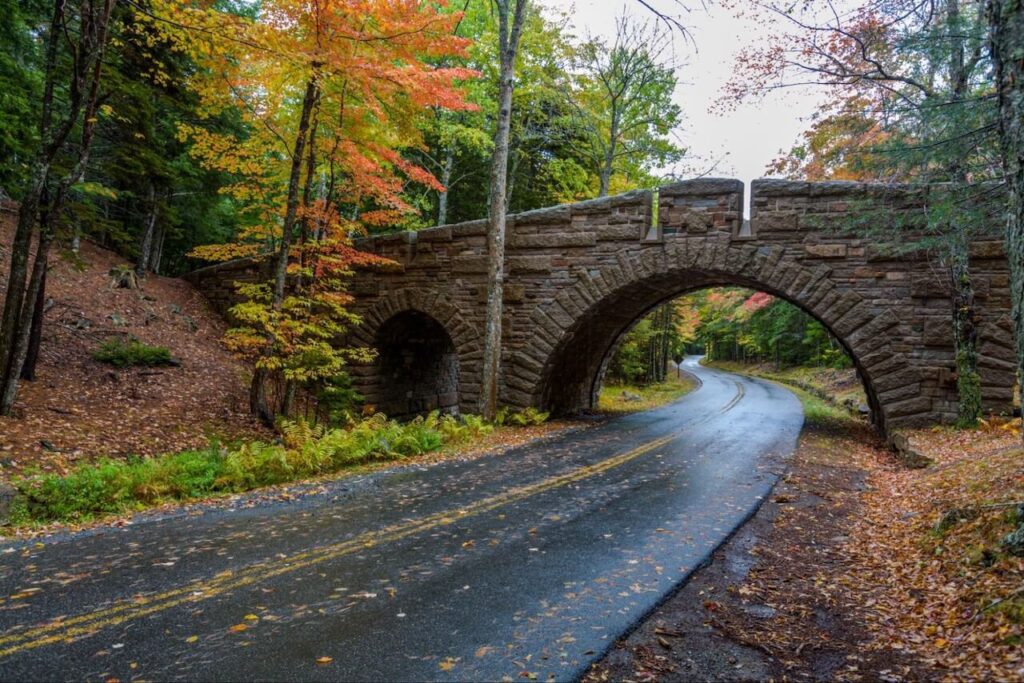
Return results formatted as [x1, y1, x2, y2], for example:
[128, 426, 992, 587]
[136, 183, 157, 279]
[479, 0, 528, 420]
[250, 76, 320, 425]
[988, 0, 1024, 440]
[20, 268, 46, 382]
[0, 0, 115, 414]
[149, 219, 165, 274]
[282, 380, 297, 418]
[599, 138, 616, 198]
[949, 232, 982, 426]
[1, 232, 52, 414]
[1, 0, 66, 381]
[0, 180, 44, 387]
[438, 147, 453, 226]
[598, 109, 619, 198]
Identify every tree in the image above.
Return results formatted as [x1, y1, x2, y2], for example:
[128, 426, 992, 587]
[156, 0, 474, 424]
[0, 0, 119, 415]
[0, 0, 46, 199]
[987, 0, 1024, 439]
[730, 0, 999, 426]
[573, 15, 684, 197]
[479, 0, 528, 421]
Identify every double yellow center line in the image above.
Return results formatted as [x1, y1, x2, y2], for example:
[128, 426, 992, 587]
[0, 433, 676, 659]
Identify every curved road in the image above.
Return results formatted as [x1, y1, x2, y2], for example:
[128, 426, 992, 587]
[0, 358, 802, 681]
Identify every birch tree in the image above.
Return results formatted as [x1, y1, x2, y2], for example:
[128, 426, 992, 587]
[479, 0, 528, 420]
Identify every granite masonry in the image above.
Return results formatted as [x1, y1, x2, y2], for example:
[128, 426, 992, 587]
[184, 178, 1016, 434]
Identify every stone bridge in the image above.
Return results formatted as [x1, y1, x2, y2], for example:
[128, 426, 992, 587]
[185, 178, 1015, 434]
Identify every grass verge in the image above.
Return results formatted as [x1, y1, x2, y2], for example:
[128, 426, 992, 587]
[5, 409, 552, 528]
[597, 371, 698, 414]
[706, 359, 866, 414]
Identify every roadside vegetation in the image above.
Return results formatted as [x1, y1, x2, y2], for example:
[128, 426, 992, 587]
[707, 359, 868, 416]
[597, 371, 697, 414]
[6, 408, 551, 528]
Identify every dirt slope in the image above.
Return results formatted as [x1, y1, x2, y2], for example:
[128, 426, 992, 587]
[0, 211, 265, 479]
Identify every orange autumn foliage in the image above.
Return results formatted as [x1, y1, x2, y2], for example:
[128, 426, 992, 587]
[148, 0, 477, 392]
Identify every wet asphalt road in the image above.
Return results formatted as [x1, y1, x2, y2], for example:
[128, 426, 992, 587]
[0, 358, 802, 682]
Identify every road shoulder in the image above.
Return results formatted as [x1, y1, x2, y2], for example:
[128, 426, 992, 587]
[584, 406, 929, 682]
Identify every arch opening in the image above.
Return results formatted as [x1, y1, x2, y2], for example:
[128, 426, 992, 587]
[537, 271, 882, 430]
[374, 310, 460, 420]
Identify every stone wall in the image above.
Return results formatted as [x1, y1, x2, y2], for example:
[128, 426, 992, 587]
[184, 178, 1015, 434]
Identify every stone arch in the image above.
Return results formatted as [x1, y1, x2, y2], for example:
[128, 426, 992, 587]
[350, 289, 481, 418]
[510, 237, 914, 434]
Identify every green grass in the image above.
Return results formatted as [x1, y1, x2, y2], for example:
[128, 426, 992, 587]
[93, 337, 173, 368]
[787, 385, 858, 428]
[598, 372, 698, 414]
[6, 410, 549, 527]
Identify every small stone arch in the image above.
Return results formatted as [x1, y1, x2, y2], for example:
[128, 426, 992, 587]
[350, 289, 482, 418]
[510, 237, 915, 434]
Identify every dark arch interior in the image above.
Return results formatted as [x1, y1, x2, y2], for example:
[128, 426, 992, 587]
[375, 310, 460, 419]
[540, 269, 881, 429]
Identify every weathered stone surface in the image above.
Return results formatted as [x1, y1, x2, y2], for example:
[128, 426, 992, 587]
[508, 256, 552, 273]
[186, 177, 1013, 434]
[511, 233, 597, 249]
[804, 243, 848, 258]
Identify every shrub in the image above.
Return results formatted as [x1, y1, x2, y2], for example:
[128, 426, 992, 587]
[93, 338, 173, 368]
[10, 409, 550, 524]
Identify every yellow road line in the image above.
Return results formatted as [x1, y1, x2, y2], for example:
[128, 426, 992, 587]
[0, 433, 676, 659]
[719, 381, 746, 414]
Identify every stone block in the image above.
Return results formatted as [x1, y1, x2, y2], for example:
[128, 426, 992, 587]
[511, 233, 597, 249]
[804, 243, 848, 258]
[508, 256, 553, 273]
[451, 255, 488, 273]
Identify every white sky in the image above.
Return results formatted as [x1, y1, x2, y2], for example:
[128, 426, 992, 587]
[541, 0, 828, 190]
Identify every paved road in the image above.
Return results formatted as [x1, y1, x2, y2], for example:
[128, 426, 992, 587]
[0, 358, 802, 682]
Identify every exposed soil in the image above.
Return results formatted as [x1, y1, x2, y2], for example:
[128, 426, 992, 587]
[584, 416, 932, 682]
[0, 212, 266, 479]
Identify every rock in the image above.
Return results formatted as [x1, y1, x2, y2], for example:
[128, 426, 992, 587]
[0, 483, 17, 526]
[889, 432, 932, 469]
[108, 264, 138, 289]
[1002, 505, 1024, 556]
[622, 390, 642, 402]
[1001, 523, 1024, 556]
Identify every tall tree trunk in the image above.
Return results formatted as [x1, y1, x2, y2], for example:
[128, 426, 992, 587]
[250, 76, 320, 425]
[479, 0, 528, 421]
[1, 0, 66, 382]
[136, 183, 157, 279]
[949, 226, 982, 427]
[988, 0, 1024, 439]
[438, 147, 453, 226]
[20, 268, 46, 382]
[149, 219, 165, 274]
[0, 0, 116, 414]
[598, 110, 619, 198]
[1, 232, 52, 414]
[0, 178, 45, 387]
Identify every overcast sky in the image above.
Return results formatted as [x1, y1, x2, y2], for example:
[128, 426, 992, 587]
[541, 0, 828, 191]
